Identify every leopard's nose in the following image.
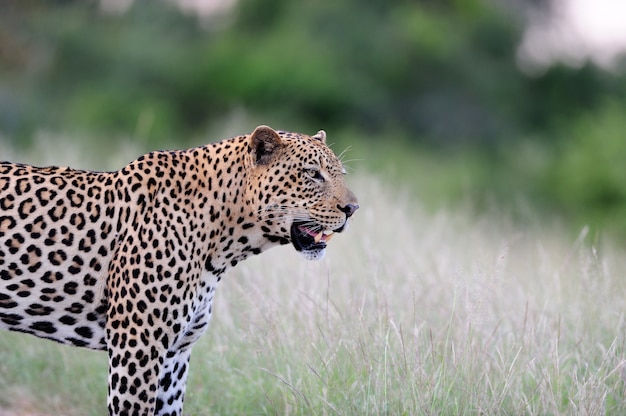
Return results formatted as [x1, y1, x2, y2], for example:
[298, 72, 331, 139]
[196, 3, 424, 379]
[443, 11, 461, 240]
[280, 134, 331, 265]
[338, 203, 359, 219]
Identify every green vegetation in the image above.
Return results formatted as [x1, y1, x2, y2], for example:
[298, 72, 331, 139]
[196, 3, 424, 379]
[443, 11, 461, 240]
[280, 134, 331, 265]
[2, 0, 626, 238]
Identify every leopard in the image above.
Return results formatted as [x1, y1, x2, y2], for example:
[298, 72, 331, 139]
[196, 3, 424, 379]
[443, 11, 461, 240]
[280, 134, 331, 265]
[0, 125, 358, 416]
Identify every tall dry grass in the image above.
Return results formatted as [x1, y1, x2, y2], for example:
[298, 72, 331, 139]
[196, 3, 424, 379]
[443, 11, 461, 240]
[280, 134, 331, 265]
[183, 176, 626, 415]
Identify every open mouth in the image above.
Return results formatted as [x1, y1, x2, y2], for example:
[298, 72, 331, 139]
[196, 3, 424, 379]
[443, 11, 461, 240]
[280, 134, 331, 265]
[290, 221, 336, 253]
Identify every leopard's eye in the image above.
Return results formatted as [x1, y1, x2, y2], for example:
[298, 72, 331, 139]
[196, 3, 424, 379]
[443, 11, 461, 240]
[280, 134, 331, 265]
[304, 168, 324, 182]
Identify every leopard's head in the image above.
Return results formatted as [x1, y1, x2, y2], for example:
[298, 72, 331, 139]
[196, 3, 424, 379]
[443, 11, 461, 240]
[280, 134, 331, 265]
[246, 125, 358, 260]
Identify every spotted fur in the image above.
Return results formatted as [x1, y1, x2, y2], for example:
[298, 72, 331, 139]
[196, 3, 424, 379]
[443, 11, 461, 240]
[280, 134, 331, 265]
[0, 125, 358, 416]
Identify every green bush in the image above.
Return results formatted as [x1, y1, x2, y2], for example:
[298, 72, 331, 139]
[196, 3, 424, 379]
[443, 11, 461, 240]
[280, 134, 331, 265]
[544, 100, 626, 236]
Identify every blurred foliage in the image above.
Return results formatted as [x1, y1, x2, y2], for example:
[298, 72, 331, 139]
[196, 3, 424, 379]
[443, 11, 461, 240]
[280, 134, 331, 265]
[1, 0, 626, 239]
[544, 100, 626, 235]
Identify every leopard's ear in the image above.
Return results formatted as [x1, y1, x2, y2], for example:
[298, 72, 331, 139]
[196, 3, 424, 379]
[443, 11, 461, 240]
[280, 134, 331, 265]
[312, 130, 326, 143]
[249, 125, 283, 165]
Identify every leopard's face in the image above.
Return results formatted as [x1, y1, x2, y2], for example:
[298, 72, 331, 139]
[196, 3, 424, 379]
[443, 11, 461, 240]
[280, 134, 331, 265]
[246, 126, 358, 260]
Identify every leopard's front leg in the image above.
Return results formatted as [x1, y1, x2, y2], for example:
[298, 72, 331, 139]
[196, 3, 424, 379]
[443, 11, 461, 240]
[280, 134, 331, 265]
[106, 314, 193, 416]
[106, 332, 162, 416]
[105, 234, 195, 416]
[155, 349, 192, 416]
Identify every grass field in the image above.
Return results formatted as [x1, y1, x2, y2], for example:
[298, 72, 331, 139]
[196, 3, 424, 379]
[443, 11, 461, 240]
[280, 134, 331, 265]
[1, 137, 625, 415]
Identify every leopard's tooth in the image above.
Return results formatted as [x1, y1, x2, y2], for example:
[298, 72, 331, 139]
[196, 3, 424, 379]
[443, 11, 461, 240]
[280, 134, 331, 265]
[325, 233, 335, 242]
[314, 232, 323, 243]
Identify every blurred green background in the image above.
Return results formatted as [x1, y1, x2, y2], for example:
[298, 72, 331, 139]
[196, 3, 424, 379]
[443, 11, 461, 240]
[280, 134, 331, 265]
[2, 0, 626, 240]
